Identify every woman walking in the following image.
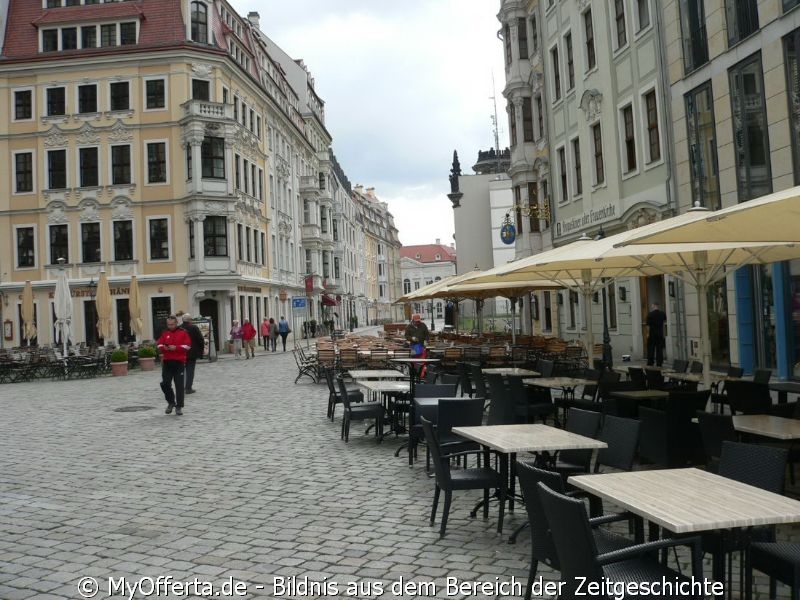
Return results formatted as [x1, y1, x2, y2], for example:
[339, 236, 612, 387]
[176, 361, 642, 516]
[230, 320, 243, 359]
[268, 317, 279, 352]
[278, 316, 290, 351]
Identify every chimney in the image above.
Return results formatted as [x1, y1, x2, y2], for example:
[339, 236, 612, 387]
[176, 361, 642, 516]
[366, 187, 376, 198]
[247, 12, 260, 29]
[435, 238, 440, 245]
[354, 184, 363, 194]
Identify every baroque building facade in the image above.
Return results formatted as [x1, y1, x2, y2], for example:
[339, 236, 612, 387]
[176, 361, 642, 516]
[0, 0, 400, 349]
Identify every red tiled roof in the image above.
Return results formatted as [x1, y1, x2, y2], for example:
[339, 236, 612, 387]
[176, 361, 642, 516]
[32, 3, 144, 25]
[401, 244, 457, 263]
[3, 0, 191, 60]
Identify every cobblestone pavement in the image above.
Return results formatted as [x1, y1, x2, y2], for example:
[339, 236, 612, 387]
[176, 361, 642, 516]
[0, 341, 797, 599]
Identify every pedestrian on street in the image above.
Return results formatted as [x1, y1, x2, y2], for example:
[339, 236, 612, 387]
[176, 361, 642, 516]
[260, 317, 270, 350]
[646, 302, 667, 367]
[278, 316, 290, 351]
[157, 315, 192, 415]
[180, 314, 205, 394]
[268, 317, 279, 352]
[241, 318, 257, 359]
[405, 313, 429, 357]
[230, 320, 243, 358]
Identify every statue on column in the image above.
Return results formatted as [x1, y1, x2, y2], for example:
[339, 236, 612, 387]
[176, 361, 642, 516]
[449, 150, 461, 193]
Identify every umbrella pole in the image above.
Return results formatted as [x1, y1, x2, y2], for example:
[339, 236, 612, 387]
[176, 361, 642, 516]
[510, 297, 517, 345]
[694, 251, 712, 389]
[581, 269, 594, 362]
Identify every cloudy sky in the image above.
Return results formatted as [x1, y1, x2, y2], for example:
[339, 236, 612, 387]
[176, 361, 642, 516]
[229, 0, 507, 247]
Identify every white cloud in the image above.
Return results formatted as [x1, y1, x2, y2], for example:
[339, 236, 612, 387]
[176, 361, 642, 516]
[229, 0, 506, 247]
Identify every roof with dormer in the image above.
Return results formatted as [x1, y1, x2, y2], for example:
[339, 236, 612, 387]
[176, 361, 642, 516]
[401, 244, 456, 264]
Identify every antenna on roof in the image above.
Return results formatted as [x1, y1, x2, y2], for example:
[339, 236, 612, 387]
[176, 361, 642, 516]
[490, 72, 501, 174]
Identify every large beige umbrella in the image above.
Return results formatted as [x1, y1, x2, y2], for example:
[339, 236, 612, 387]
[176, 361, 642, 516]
[464, 227, 800, 382]
[128, 275, 143, 338]
[615, 185, 800, 245]
[21, 280, 37, 342]
[95, 271, 114, 342]
[54, 262, 72, 357]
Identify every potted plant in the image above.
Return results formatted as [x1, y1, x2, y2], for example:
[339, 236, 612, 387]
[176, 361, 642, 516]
[110, 347, 129, 376]
[137, 345, 157, 371]
[309, 319, 317, 337]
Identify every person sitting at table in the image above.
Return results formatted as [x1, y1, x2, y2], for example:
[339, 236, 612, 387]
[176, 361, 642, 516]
[405, 313, 429, 358]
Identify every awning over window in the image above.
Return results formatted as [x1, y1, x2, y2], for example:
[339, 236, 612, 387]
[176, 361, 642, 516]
[322, 294, 339, 306]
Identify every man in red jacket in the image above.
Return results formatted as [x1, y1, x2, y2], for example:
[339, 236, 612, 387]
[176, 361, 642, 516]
[241, 318, 257, 359]
[156, 315, 192, 415]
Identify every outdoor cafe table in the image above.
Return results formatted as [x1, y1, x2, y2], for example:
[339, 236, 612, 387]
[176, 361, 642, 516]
[569, 468, 800, 599]
[482, 367, 541, 377]
[452, 424, 607, 516]
[769, 381, 800, 404]
[732, 414, 800, 440]
[348, 369, 407, 380]
[389, 357, 441, 385]
[522, 376, 596, 399]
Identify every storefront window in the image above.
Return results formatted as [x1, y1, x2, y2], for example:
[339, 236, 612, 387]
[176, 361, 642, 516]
[754, 265, 777, 369]
[791, 260, 800, 378]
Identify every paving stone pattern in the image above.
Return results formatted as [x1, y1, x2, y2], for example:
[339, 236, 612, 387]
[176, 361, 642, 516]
[0, 342, 796, 599]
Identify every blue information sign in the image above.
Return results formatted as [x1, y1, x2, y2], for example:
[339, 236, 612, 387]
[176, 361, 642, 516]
[292, 297, 307, 310]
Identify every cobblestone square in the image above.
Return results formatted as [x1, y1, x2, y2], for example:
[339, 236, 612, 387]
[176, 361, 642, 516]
[0, 345, 797, 599]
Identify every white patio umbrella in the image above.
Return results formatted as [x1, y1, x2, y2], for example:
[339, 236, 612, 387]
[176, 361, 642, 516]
[54, 260, 73, 357]
[21, 280, 37, 342]
[128, 275, 143, 338]
[463, 225, 800, 383]
[95, 271, 114, 342]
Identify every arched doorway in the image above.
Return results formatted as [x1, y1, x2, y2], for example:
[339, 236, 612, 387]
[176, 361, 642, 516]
[199, 298, 219, 351]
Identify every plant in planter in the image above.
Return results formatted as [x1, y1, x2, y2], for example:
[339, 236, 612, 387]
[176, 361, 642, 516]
[137, 345, 157, 371]
[309, 319, 317, 337]
[110, 347, 129, 376]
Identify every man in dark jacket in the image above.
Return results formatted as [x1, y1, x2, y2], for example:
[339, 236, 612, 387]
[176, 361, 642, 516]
[181, 314, 205, 394]
[404, 313, 429, 357]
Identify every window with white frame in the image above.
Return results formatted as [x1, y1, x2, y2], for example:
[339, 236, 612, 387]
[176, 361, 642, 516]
[643, 89, 661, 163]
[14, 151, 34, 194]
[620, 103, 637, 173]
[109, 81, 130, 111]
[636, 0, 651, 31]
[111, 145, 131, 185]
[13, 89, 33, 121]
[551, 45, 562, 101]
[146, 142, 167, 184]
[47, 149, 67, 189]
[614, 0, 628, 49]
[16, 227, 35, 268]
[557, 146, 568, 203]
[201, 137, 224, 179]
[145, 79, 166, 110]
[49, 224, 69, 265]
[148, 218, 170, 260]
[79, 147, 99, 187]
[46, 87, 66, 116]
[192, 79, 210, 101]
[81, 222, 101, 263]
[78, 84, 97, 114]
[584, 10, 596, 70]
[592, 123, 605, 185]
[113, 220, 133, 261]
[565, 32, 575, 90]
[572, 138, 582, 196]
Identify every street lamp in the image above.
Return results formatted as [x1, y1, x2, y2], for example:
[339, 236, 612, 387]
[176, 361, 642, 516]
[429, 300, 435, 331]
[596, 227, 613, 370]
[87, 277, 97, 347]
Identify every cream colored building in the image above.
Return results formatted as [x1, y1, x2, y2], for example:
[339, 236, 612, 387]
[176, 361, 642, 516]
[0, 1, 362, 349]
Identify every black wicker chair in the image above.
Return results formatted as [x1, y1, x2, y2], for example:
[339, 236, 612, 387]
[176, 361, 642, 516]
[697, 412, 736, 472]
[337, 376, 384, 443]
[421, 416, 505, 537]
[324, 367, 363, 421]
[516, 463, 631, 600]
[537, 482, 704, 599]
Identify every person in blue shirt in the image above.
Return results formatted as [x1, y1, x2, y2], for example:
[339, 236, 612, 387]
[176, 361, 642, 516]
[278, 316, 290, 351]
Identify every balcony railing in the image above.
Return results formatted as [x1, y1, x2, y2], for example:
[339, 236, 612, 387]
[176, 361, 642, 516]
[182, 100, 233, 120]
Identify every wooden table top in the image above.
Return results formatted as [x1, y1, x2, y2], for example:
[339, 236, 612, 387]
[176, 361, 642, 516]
[522, 377, 596, 389]
[733, 415, 800, 440]
[569, 468, 800, 534]
[357, 380, 411, 393]
[348, 370, 406, 380]
[482, 368, 541, 377]
[451, 424, 607, 454]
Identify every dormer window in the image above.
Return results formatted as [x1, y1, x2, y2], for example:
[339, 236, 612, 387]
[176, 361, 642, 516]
[435, 254, 441, 261]
[190, 1, 209, 44]
[415, 253, 421, 259]
[39, 21, 139, 52]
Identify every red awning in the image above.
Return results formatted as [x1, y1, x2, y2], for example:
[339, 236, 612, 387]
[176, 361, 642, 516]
[322, 294, 339, 306]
